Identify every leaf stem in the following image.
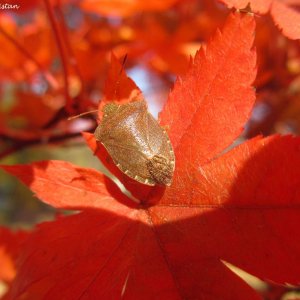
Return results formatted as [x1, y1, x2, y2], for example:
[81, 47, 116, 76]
[43, 0, 73, 112]
[56, 1, 85, 98]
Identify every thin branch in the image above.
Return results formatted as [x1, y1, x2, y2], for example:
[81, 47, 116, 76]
[0, 131, 87, 161]
[0, 25, 59, 90]
[43, 0, 73, 111]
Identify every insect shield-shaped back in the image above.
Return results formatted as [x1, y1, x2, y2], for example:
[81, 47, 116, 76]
[94, 100, 175, 186]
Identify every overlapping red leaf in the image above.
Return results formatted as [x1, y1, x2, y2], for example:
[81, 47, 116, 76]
[0, 228, 28, 284]
[219, 0, 300, 39]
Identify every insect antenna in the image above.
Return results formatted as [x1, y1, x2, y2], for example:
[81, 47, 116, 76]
[67, 110, 99, 120]
[120, 54, 128, 73]
[111, 53, 128, 100]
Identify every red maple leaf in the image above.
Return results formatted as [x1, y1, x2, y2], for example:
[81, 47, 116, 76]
[2, 12, 300, 299]
[218, 0, 300, 40]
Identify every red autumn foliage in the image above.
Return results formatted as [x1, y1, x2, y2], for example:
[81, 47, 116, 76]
[80, 0, 179, 17]
[1, 1, 300, 299]
[219, 0, 300, 40]
[2, 10, 300, 299]
[0, 228, 28, 284]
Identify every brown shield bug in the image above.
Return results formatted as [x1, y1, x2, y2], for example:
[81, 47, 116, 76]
[94, 99, 175, 186]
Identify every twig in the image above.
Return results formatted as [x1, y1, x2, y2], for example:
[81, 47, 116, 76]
[0, 25, 59, 90]
[0, 131, 86, 161]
